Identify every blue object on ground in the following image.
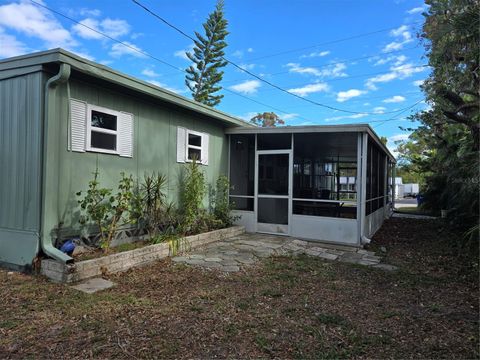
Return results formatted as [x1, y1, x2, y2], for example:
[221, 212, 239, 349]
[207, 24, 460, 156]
[416, 194, 424, 206]
[60, 239, 76, 255]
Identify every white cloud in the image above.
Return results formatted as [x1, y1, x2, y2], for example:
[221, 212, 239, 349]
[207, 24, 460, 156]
[247, 47, 254, 53]
[238, 111, 259, 121]
[389, 133, 409, 142]
[109, 42, 145, 58]
[288, 82, 329, 97]
[101, 18, 130, 37]
[231, 49, 243, 58]
[373, 106, 386, 114]
[413, 79, 425, 87]
[319, 62, 347, 78]
[147, 80, 185, 94]
[0, 27, 28, 58]
[72, 17, 130, 39]
[286, 62, 321, 76]
[407, 6, 424, 14]
[390, 25, 409, 37]
[72, 18, 102, 39]
[79, 8, 101, 17]
[387, 133, 411, 157]
[382, 25, 413, 52]
[238, 63, 256, 71]
[300, 50, 330, 58]
[336, 89, 366, 102]
[324, 113, 368, 122]
[69, 50, 94, 61]
[383, 95, 406, 103]
[286, 62, 346, 78]
[174, 44, 194, 61]
[0, 0, 76, 48]
[374, 54, 407, 66]
[229, 80, 261, 95]
[366, 62, 427, 90]
[282, 113, 299, 121]
[142, 68, 160, 77]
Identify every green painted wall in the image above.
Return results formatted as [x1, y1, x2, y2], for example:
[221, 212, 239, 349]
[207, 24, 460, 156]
[42, 74, 229, 244]
[0, 71, 43, 269]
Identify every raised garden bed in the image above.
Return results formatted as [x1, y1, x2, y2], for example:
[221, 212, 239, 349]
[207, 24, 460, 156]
[40, 226, 245, 283]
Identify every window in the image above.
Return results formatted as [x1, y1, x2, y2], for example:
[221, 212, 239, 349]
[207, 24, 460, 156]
[176, 127, 209, 165]
[70, 99, 133, 157]
[88, 108, 119, 153]
[187, 131, 203, 161]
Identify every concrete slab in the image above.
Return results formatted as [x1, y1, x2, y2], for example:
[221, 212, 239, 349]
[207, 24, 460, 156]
[71, 278, 115, 294]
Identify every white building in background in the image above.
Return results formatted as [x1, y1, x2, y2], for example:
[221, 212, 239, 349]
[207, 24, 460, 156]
[404, 183, 419, 197]
[395, 177, 405, 199]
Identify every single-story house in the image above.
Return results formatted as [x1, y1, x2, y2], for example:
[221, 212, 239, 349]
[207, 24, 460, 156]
[0, 49, 395, 272]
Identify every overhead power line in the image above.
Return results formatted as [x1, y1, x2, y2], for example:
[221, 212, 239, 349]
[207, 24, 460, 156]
[130, 0, 424, 116]
[246, 64, 430, 94]
[244, 24, 422, 62]
[29, 0, 316, 123]
[221, 45, 422, 85]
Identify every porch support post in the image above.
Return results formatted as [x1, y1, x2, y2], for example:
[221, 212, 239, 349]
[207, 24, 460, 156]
[358, 132, 368, 243]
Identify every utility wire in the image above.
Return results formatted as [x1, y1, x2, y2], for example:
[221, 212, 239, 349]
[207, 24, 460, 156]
[29, 0, 315, 123]
[221, 45, 422, 85]
[130, 0, 424, 116]
[244, 24, 422, 62]
[248, 64, 430, 94]
[371, 99, 424, 127]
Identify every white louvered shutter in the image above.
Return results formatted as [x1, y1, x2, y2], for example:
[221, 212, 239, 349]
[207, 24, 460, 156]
[177, 127, 187, 163]
[70, 99, 87, 152]
[118, 112, 134, 158]
[201, 133, 209, 165]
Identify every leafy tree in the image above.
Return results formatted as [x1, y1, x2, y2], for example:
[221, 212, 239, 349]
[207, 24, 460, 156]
[185, 0, 228, 107]
[250, 112, 285, 127]
[402, 0, 479, 249]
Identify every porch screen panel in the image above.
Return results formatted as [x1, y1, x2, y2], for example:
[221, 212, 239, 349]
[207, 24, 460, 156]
[365, 137, 387, 215]
[292, 133, 357, 219]
[229, 134, 255, 211]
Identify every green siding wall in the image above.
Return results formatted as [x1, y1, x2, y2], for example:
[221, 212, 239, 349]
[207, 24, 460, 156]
[0, 72, 43, 268]
[43, 76, 229, 241]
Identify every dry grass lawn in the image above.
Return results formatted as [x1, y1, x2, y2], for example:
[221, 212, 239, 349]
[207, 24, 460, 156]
[0, 217, 478, 359]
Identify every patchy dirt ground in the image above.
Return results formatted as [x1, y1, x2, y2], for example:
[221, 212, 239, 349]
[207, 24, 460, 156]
[0, 218, 478, 359]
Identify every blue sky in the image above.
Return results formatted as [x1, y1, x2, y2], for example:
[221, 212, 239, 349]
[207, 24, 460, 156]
[0, 0, 430, 155]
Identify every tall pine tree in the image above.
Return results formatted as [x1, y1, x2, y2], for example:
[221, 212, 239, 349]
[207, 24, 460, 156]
[185, 0, 228, 107]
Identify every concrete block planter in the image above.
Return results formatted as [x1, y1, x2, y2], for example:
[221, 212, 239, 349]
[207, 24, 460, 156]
[41, 226, 245, 283]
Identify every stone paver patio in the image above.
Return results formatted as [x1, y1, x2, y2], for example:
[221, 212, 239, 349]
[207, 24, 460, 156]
[173, 233, 396, 272]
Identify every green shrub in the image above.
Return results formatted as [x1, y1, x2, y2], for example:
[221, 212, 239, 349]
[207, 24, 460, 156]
[180, 158, 207, 234]
[211, 175, 238, 228]
[77, 170, 136, 252]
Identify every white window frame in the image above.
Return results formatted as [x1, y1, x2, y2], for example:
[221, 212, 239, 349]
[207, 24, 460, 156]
[86, 104, 121, 155]
[185, 129, 203, 162]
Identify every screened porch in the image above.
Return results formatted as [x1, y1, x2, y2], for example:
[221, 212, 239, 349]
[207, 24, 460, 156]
[227, 126, 395, 246]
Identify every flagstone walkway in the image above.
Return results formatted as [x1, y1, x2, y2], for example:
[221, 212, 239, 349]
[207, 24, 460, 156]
[172, 233, 397, 272]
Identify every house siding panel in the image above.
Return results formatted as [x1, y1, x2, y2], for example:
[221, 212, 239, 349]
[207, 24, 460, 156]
[0, 71, 43, 269]
[42, 76, 228, 243]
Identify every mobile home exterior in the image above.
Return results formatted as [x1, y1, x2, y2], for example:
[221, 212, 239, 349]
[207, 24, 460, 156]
[0, 49, 395, 272]
[0, 49, 248, 271]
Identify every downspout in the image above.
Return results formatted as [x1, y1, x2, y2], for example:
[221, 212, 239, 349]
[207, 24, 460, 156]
[40, 63, 73, 264]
